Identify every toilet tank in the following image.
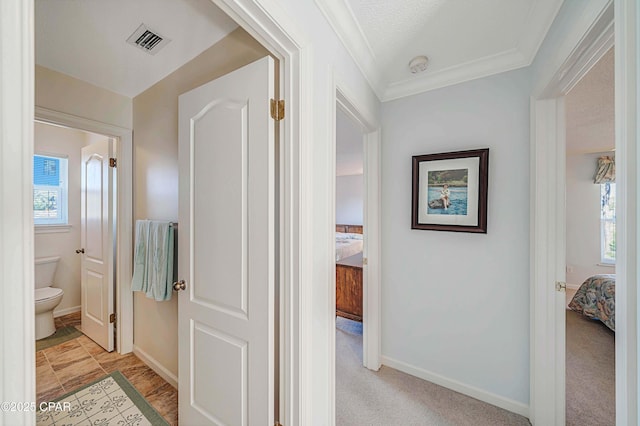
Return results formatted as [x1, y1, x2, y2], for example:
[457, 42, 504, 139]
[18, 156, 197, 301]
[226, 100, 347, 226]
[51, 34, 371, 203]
[34, 256, 60, 289]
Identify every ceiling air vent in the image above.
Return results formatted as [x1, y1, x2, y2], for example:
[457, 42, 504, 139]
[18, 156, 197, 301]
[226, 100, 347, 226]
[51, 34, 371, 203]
[126, 24, 171, 55]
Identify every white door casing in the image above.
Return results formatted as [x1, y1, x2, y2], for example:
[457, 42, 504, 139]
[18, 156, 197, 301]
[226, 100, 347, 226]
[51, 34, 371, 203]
[178, 56, 275, 425]
[35, 106, 134, 355]
[4, 0, 311, 424]
[529, 2, 626, 424]
[335, 87, 381, 372]
[80, 138, 115, 352]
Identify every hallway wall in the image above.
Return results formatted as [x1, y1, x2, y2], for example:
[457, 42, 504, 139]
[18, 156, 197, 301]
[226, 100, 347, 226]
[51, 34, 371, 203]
[381, 68, 532, 410]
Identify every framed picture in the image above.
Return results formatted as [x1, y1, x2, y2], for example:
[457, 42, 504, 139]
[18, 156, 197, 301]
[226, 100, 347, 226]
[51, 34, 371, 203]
[411, 148, 489, 233]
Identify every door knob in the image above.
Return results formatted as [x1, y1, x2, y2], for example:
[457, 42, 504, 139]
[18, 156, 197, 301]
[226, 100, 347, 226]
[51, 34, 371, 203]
[75, 248, 85, 254]
[173, 280, 186, 291]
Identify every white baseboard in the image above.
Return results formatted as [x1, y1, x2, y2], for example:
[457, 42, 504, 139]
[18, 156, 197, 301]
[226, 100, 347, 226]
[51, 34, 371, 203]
[53, 305, 80, 317]
[381, 356, 529, 418]
[133, 345, 178, 389]
[567, 283, 581, 290]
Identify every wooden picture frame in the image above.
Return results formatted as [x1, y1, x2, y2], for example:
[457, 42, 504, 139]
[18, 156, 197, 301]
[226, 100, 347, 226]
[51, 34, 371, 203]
[411, 148, 489, 233]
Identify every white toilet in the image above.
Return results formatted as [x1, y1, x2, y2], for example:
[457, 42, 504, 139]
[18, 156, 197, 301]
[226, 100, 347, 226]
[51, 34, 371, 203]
[35, 256, 64, 340]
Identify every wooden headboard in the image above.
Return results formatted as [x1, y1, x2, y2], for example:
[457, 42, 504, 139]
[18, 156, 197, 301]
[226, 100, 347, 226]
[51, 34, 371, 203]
[336, 224, 363, 234]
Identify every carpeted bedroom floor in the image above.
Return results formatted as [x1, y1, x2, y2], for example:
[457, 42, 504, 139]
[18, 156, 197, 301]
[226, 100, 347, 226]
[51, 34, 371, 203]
[336, 312, 615, 426]
[566, 309, 615, 426]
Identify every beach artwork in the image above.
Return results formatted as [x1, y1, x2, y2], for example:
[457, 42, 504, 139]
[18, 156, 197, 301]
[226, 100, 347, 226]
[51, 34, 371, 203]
[412, 148, 488, 233]
[426, 169, 468, 215]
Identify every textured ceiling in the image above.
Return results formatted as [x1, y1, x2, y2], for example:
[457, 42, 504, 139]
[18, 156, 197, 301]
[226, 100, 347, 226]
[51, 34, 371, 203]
[35, 0, 238, 97]
[566, 48, 614, 155]
[37, 1, 564, 102]
[336, 108, 364, 176]
[316, 0, 563, 101]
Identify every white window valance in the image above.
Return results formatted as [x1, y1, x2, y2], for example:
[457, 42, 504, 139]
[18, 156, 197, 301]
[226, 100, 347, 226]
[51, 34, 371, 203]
[594, 156, 615, 184]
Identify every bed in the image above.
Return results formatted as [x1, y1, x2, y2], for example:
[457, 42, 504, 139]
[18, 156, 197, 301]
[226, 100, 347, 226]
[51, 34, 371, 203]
[568, 274, 615, 331]
[335, 231, 363, 262]
[336, 224, 363, 322]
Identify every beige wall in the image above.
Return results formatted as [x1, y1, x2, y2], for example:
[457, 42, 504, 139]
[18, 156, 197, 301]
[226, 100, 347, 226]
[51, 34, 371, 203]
[566, 152, 616, 286]
[132, 28, 269, 377]
[34, 122, 90, 314]
[35, 66, 131, 321]
[36, 66, 132, 129]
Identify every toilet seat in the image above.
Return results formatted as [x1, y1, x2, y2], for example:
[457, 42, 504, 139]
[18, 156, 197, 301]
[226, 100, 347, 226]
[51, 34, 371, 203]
[35, 286, 63, 302]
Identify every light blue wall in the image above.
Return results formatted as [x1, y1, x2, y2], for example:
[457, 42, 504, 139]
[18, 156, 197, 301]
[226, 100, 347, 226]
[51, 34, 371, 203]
[381, 67, 532, 406]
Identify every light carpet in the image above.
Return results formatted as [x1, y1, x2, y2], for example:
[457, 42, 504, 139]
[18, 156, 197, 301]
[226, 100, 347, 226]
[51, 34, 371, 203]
[335, 317, 530, 426]
[566, 309, 615, 426]
[36, 371, 168, 426]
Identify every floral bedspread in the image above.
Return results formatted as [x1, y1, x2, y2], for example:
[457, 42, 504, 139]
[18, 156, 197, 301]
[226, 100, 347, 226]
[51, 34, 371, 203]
[568, 274, 615, 331]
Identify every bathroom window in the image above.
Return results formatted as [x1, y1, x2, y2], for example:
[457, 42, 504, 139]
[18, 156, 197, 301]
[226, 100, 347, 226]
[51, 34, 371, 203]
[33, 154, 68, 226]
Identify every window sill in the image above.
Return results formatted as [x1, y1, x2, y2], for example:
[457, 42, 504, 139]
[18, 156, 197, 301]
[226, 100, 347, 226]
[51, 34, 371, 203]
[35, 224, 71, 234]
[597, 262, 616, 268]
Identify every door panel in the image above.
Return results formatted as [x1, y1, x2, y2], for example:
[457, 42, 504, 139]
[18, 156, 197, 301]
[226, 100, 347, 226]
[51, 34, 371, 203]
[178, 56, 275, 425]
[81, 139, 115, 352]
[192, 101, 248, 316]
[85, 271, 104, 322]
[192, 321, 247, 425]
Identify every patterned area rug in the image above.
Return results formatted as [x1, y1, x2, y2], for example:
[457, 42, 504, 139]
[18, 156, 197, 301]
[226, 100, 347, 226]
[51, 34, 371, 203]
[36, 371, 168, 426]
[36, 326, 83, 351]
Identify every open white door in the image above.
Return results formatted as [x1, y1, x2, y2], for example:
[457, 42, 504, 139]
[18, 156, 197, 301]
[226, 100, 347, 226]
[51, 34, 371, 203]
[80, 138, 115, 352]
[177, 56, 275, 425]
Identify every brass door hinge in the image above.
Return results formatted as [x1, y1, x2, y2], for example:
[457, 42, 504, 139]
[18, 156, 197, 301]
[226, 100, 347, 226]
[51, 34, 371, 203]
[275, 422, 283, 426]
[109, 313, 116, 323]
[109, 158, 117, 168]
[270, 99, 285, 121]
[555, 281, 566, 292]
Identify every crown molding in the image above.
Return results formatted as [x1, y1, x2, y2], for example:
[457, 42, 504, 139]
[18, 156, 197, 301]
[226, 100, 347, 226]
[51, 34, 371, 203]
[316, 0, 563, 103]
[383, 49, 529, 102]
[314, 0, 386, 99]
[517, 0, 565, 64]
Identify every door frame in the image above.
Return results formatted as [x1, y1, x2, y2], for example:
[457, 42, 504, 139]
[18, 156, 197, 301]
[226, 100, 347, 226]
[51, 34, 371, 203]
[529, 1, 639, 424]
[35, 106, 134, 355]
[328, 72, 382, 419]
[613, 0, 639, 423]
[1, 1, 36, 423]
[2, 0, 310, 423]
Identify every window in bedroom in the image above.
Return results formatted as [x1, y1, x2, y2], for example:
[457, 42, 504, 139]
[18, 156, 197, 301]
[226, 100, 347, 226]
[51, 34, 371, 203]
[600, 182, 616, 263]
[33, 154, 68, 226]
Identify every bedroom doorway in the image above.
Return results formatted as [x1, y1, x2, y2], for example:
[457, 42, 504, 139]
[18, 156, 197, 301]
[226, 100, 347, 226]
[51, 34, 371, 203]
[335, 102, 367, 423]
[563, 46, 616, 425]
[334, 104, 366, 395]
[527, 1, 637, 423]
[331, 84, 382, 421]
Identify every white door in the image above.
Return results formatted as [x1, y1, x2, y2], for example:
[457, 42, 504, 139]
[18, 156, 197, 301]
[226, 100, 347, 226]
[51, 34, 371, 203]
[80, 138, 115, 352]
[177, 56, 276, 425]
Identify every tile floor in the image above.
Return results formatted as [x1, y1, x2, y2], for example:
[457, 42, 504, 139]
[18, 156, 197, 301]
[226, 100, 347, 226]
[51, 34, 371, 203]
[36, 312, 178, 425]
